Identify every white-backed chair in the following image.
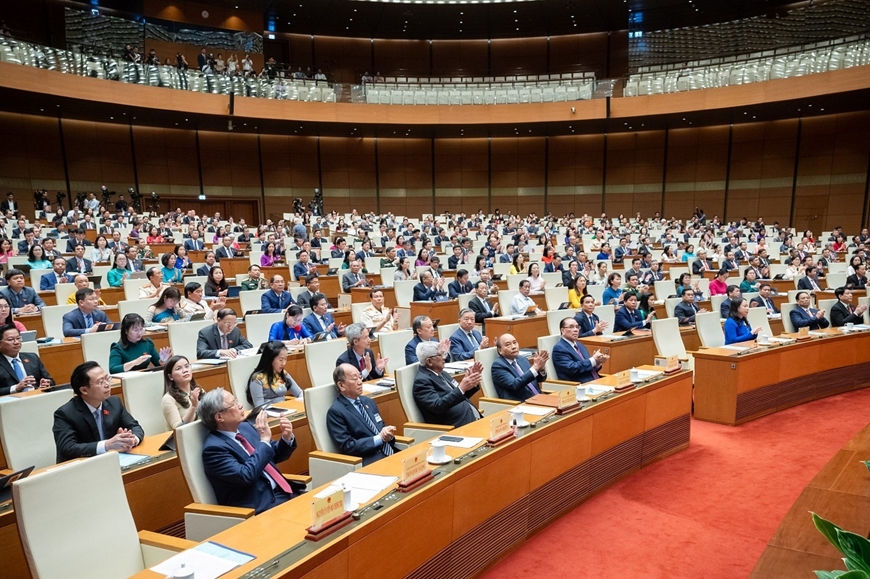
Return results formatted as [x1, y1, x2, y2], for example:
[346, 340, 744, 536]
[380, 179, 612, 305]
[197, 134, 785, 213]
[781, 302, 798, 333]
[28, 268, 52, 291]
[244, 312, 283, 346]
[379, 267, 396, 287]
[498, 289, 519, 315]
[859, 296, 870, 325]
[82, 329, 121, 373]
[596, 304, 615, 335]
[41, 304, 76, 338]
[818, 298, 837, 322]
[506, 274, 525, 290]
[0, 389, 73, 470]
[746, 306, 773, 337]
[825, 272, 847, 290]
[13, 453, 193, 578]
[664, 297, 682, 318]
[474, 346, 524, 414]
[437, 322, 460, 342]
[395, 362, 453, 443]
[239, 289, 268, 314]
[227, 354, 260, 411]
[544, 286, 568, 310]
[547, 309, 576, 335]
[122, 278, 143, 301]
[393, 280, 417, 307]
[536, 334, 582, 392]
[304, 339, 350, 387]
[54, 282, 79, 306]
[378, 329, 413, 374]
[351, 302, 368, 323]
[117, 298, 153, 320]
[710, 294, 727, 316]
[651, 317, 693, 370]
[696, 311, 725, 348]
[121, 371, 170, 436]
[168, 319, 214, 360]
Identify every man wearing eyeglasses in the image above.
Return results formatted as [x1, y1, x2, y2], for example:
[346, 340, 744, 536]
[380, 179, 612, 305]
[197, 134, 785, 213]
[197, 388, 297, 514]
[53, 361, 143, 463]
[0, 324, 54, 396]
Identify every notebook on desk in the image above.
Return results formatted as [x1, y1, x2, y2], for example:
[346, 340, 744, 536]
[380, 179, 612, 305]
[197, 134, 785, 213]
[226, 286, 242, 298]
[0, 466, 35, 504]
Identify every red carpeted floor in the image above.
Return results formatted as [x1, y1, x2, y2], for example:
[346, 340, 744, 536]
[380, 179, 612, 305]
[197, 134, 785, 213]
[480, 388, 870, 579]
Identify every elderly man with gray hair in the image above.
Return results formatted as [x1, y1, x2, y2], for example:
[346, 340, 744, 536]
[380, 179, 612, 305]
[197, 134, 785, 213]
[197, 387, 297, 514]
[336, 323, 388, 380]
[412, 340, 484, 428]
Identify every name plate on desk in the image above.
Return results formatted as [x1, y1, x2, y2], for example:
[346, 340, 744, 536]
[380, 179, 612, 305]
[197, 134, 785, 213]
[558, 388, 577, 409]
[655, 355, 682, 373]
[401, 447, 430, 485]
[310, 488, 346, 530]
[615, 371, 632, 387]
[490, 415, 510, 440]
[797, 326, 810, 339]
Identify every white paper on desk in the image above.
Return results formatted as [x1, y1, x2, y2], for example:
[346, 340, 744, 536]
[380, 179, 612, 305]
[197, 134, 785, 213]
[809, 331, 828, 337]
[117, 453, 149, 468]
[150, 542, 253, 579]
[112, 371, 145, 380]
[317, 472, 398, 508]
[436, 436, 485, 448]
[767, 337, 792, 343]
[236, 347, 258, 357]
[852, 324, 870, 330]
[265, 408, 297, 417]
[721, 345, 748, 351]
[38, 338, 64, 345]
[444, 361, 473, 372]
[513, 405, 554, 416]
[363, 384, 391, 394]
[768, 314, 782, 319]
[636, 369, 663, 380]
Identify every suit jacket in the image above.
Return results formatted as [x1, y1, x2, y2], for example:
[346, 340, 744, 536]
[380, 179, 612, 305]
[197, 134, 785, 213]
[404, 336, 442, 365]
[846, 274, 868, 289]
[293, 262, 314, 281]
[673, 301, 700, 325]
[613, 306, 648, 332]
[341, 271, 368, 292]
[0, 351, 54, 396]
[491, 355, 546, 401]
[0, 287, 45, 313]
[53, 395, 144, 463]
[196, 325, 253, 359]
[17, 239, 37, 254]
[1, 199, 17, 214]
[260, 290, 295, 313]
[831, 301, 864, 327]
[326, 395, 395, 466]
[574, 311, 601, 337]
[551, 338, 599, 384]
[196, 264, 213, 277]
[449, 327, 483, 361]
[447, 255, 465, 270]
[201, 421, 296, 514]
[789, 306, 830, 331]
[692, 259, 713, 275]
[412, 366, 480, 428]
[720, 297, 733, 319]
[447, 280, 473, 298]
[40, 271, 70, 291]
[749, 296, 779, 314]
[295, 290, 315, 308]
[336, 347, 384, 380]
[413, 283, 445, 302]
[797, 276, 821, 291]
[65, 256, 93, 274]
[468, 295, 496, 323]
[544, 262, 563, 273]
[61, 307, 110, 337]
[215, 246, 239, 261]
[303, 312, 340, 339]
[183, 239, 204, 252]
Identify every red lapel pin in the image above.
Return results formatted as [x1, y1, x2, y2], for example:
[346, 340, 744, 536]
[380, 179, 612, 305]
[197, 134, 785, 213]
[103, 409, 110, 416]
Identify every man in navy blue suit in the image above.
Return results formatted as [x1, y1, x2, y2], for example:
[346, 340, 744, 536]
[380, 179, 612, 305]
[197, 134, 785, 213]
[789, 290, 831, 330]
[326, 364, 397, 466]
[574, 295, 608, 337]
[40, 257, 71, 291]
[413, 271, 447, 302]
[449, 308, 487, 361]
[490, 333, 549, 402]
[62, 288, 111, 337]
[551, 317, 608, 383]
[335, 323, 386, 380]
[198, 388, 297, 514]
[303, 293, 345, 340]
[260, 275, 295, 313]
[183, 229, 204, 252]
[613, 291, 654, 332]
[447, 269, 474, 298]
[405, 315, 449, 364]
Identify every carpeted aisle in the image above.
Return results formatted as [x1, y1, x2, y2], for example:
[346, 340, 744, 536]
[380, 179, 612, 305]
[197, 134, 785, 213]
[480, 388, 870, 579]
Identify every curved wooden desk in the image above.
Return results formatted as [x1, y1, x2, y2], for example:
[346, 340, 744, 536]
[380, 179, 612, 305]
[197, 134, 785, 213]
[750, 422, 870, 577]
[128, 368, 692, 579]
[694, 328, 870, 426]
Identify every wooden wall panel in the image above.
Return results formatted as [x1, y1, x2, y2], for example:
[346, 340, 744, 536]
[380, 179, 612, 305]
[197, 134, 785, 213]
[0, 112, 66, 197]
[261, 134, 320, 219]
[490, 137, 545, 216]
[434, 138, 488, 215]
[63, 119, 135, 194]
[143, 0, 261, 32]
[548, 134, 605, 217]
[320, 137, 376, 214]
[549, 33, 609, 77]
[604, 131, 665, 218]
[431, 41, 488, 78]
[491, 37, 547, 76]
[663, 126, 728, 221]
[313, 37, 372, 84]
[288, 35, 314, 71]
[378, 138, 432, 216]
[374, 40, 430, 78]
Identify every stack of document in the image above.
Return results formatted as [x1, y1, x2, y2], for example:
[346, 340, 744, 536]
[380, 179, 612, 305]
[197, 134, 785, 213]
[317, 472, 398, 510]
[151, 542, 255, 579]
[363, 384, 392, 394]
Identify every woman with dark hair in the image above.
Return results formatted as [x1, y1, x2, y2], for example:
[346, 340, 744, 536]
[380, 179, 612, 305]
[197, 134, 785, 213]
[108, 313, 172, 373]
[173, 245, 192, 270]
[268, 305, 312, 343]
[739, 268, 761, 293]
[540, 246, 555, 264]
[91, 235, 112, 263]
[0, 238, 16, 264]
[146, 286, 186, 324]
[394, 257, 412, 281]
[0, 294, 27, 333]
[26, 244, 51, 269]
[724, 298, 760, 345]
[602, 272, 624, 306]
[637, 292, 657, 322]
[526, 262, 546, 292]
[509, 253, 526, 276]
[146, 226, 164, 244]
[261, 241, 281, 267]
[247, 340, 303, 406]
[205, 266, 228, 297]
[161, 355, 202, 429]
[160, 252, 184, 283]
[107, 252, 130, 287]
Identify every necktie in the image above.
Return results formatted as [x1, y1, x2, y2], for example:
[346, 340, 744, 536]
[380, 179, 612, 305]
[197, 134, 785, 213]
[358, 355, 366, 371]
[575, 343, 601, 379]
[221, 333, 229, 350]
[355, 399, 393, 456]
[513, 360, 541, 395]
[848, 304, 854, 314]
[78, 259, 83, 271]
[482, 299, 490, 313]
[467, 332, 479, 349]
[234, 433, 293, 495]
[93, 409, 105, 440]
[85, 314, 93, 329]
[319, 316, 327, 331]
[11, 357, 25, 381]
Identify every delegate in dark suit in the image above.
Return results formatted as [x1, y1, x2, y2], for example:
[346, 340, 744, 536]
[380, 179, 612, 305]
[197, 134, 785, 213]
[413, 283, 446, 302]
[326, 395, 396, 466]
[40, 271, 70, 291]
[196, 264, 213, 277]
[447, 280, 473, 298]
[201, 420, 296, 514]
[183, 238, 204, 252]
[719, 298, 733, 319]
[335, 347, 385, 380]
[551, 338, 599, 384]
[797, 276, 821, 291]
[260, 290, 295, 313]
[53, 395, 144, 463]
[613, 307, 648, 332]
[830, 302, 863, 327]
[0, 352, 54, 396]
[404, 336, 441, 365]
[62, 307, 111, 338]
[749, 296, 779, 313]
[789, 306, 830, 330]
[215, 246, 240, 261]
[846, 274, 868, 289]
[412, 366, 480, 428]
[673, 301, 701, 325]
[490, 354, 546, 401]
[65, 257, 93, 274]
[303, 312, 340, 339]
[196, 324, 253, 359]
[574, 311, 602, 337]
[468, 295, 497, 324]
[692, 259, 713, 275]
[448, 327, 483, 361]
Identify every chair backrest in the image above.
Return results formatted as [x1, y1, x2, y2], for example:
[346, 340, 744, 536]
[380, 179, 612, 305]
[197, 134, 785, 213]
[825, 272, 847, 290]
[437, 322, 460, 342]
[239, 289, 269, 314]
[746, 306, 773, 337]
[393, 280, 417, 307]
[303, 384, 341, 453]
[467, 345, 498, 398]
[168, 319, 215, 360]
[122, 278, 141, 301]
[395, 362, 423, 423]
[457, 293, 474, 311]
[82, 329, 121, 373]
[596, 304, 615, 335]
[498, 289, 519, 315]
[244, 313, 284, 347]
[859, 296, 870, 324]
[379, 267, 396, 287]
[364, 256, 381, 274]
[305, 339, 350, 387]
[54, 282, 79, 306]
[378, 329, 413, 374]
[537, 335, 562, 379]
[41, 304, 76, 338]
[506, 274, 525, 290]
[710, 294, 727, 316]
[547, 309, 576, 335]
[654, 280, 675, 300]
[544, 286, 568, 310]
[13, 453, 145, 579]
[696, 311, 725, 348]
[117, 298, 153, 320]
[0, 389, 73, 470]
[664, 297, 682, 318]
[121, 371, 169, 436]
[781, 302, 798, 333]
[651, 317, 687, 358]
[818, 298, 837, 322]
[586, 283, 606, 303]
[227, 354, 261, 411]
[28, 268, 51, 291]
[351, 302, 368, 323]
[175, 421, 219, 505]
